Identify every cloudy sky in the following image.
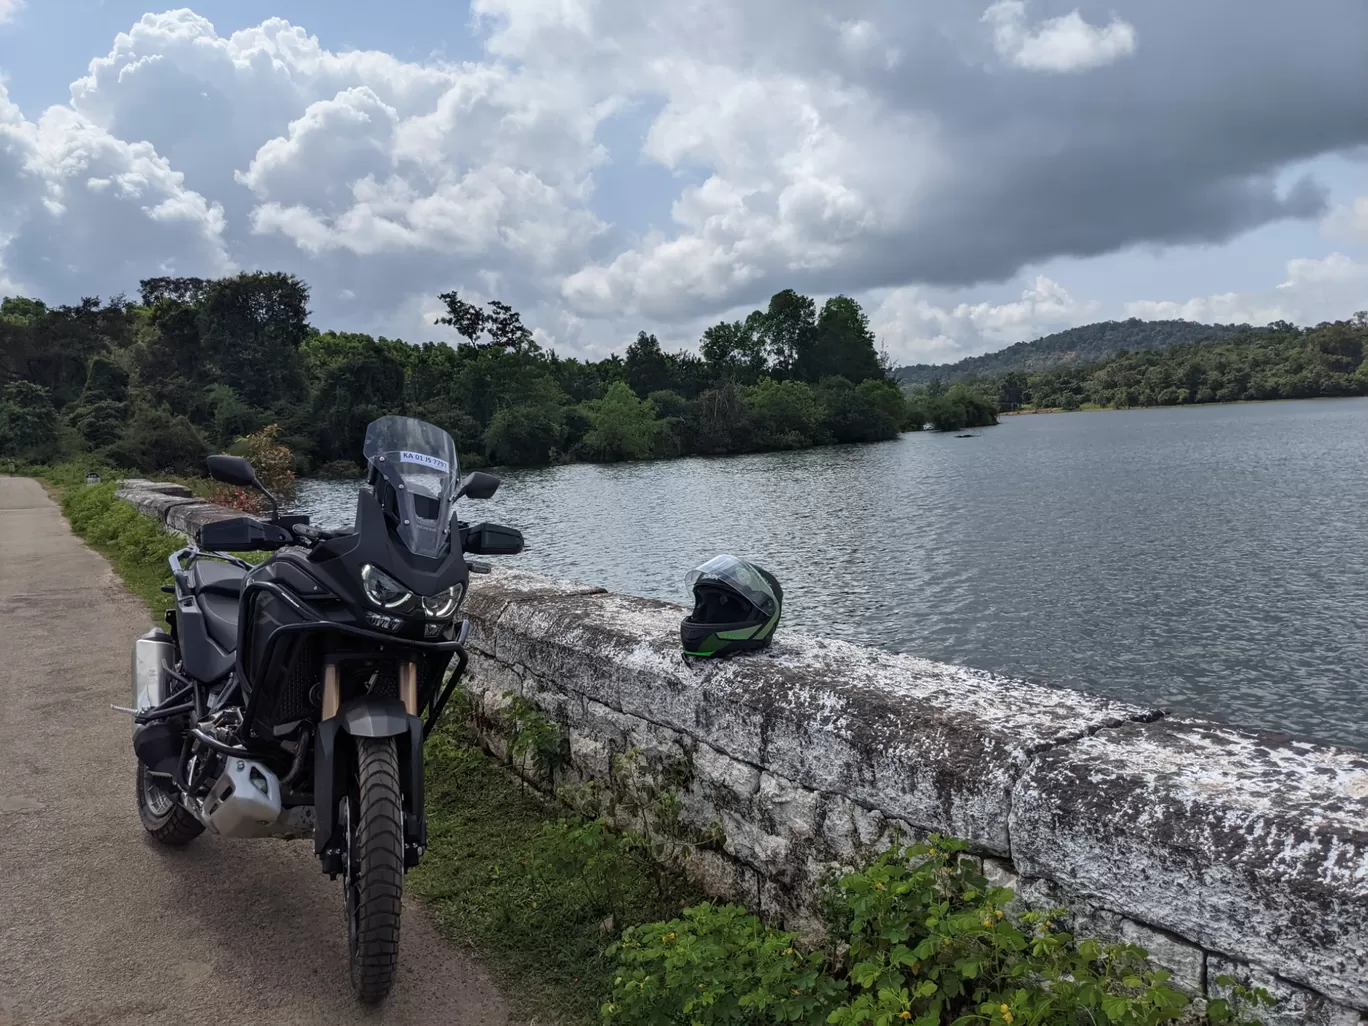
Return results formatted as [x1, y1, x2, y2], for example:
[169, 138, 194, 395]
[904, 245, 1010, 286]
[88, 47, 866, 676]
[0, 0, 1365, 365]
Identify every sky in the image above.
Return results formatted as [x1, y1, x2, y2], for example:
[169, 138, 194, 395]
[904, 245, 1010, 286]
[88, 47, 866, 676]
[0, 0, 1365, 366]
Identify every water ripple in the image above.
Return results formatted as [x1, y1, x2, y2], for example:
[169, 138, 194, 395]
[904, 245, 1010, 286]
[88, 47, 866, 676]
[294, 398, 1368, 751]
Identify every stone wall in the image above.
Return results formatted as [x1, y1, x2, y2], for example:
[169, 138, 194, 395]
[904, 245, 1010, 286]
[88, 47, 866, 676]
[114, 480, 1368, 1025]
[460, 567, 1368, 1026]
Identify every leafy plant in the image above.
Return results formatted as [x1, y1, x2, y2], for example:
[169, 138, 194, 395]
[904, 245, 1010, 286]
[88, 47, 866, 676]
[824, 837, 1191, 1026]
[208, 423, 297, 512]
[1207, 975, 1277, 1026]
[604, 903, 845, 1026]
[603, 836, 1278, 1026]
[603, 749, 725, 902]
[504, 691, 570, 790]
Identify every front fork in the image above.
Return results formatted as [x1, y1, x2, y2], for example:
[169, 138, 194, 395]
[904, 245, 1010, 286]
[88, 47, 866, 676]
[315, 660, 427, 878]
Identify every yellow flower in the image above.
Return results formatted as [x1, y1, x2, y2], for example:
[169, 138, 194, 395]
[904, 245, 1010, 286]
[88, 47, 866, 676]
[1001, 1005, 1010, 1014]
[983, 919, 993, 928]
[783, 947, 795, 956]
[899, 1012, 913, 1020]
[1004, 1014, 1014, 1024]
[875, 882, 885, 890]
[995, 910, 1004, 919]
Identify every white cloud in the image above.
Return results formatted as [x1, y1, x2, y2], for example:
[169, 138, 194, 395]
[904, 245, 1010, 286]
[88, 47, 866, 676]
[0, 81, 229, 298]
[0, 3, 1363, 355]
[869, 275, 1100, 364]
[982, 1, 1137, 73]
[1125, 252, 1368, 325]
[0, 0, 23, 26]
[1322, 194, 1368, 245]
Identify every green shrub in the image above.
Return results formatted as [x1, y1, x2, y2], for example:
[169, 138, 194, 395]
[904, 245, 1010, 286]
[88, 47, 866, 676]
[926, 386, 999, 432]
[484, 399, 566, 465]
[604, 836, 1275, 1026]
[604, 903, 845, 1026]
[580, 382, 659, 462]
[745, 378, 823, 450]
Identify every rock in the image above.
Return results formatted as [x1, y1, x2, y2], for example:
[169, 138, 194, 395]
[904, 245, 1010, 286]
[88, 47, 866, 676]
[1208, 957, 1365, 1026]
[137, 482, 193, 497]
[1119, 919, 1207, 995]
[165, 502, 245, 536]
[1011, 718, 1368, 1008]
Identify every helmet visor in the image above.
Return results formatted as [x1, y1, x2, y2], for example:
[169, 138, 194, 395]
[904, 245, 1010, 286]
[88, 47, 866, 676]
[685, 554, 777, 617]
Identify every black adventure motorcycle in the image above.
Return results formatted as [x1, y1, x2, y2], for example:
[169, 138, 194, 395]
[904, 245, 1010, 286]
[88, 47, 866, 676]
[127, 416, 522, 1002]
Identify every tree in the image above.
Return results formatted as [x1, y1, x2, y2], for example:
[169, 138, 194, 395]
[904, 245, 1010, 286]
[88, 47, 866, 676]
[0, 381, 60, 460]
[309, 334, 407, 463]
[484, 400, 565, 465]
[701, 315, 768, 382]
[744, 379, 822, 450]
[66, 355, 131, 449]
[756, 290, 817, 377]
[105, 406, 209, 473]
[625, 332, 673, 398]
[997, 371, 1029, 411]
[579, 382, 658, 461]
[687, 382, 753, 454]
[817, 377, 906, 443]
[436, 293, 540, 354]
[198, 272, 310, 411]
[798, 296, 883, 384]
[926, 385, 1001, 431]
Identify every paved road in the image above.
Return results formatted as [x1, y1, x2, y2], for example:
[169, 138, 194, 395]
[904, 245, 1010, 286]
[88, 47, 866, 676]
[0, 477, 511, 1026]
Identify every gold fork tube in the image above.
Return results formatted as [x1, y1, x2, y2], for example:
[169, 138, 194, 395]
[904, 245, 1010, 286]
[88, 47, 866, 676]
[400, 661, 419, 717]
[321, 662, 340, 720]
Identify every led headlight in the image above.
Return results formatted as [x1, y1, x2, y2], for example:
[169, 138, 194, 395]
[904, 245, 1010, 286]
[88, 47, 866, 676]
[422, 582, 464, 619]
[361, 564, 414, 610]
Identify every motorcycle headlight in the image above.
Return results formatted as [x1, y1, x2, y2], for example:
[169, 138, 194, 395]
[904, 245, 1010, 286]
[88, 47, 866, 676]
[361, 564, 414, 611]
[422, 583, 464, 619]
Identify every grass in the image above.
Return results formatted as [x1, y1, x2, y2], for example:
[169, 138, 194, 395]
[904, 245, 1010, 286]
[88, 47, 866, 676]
[35, 467, 691, 1024]
[412, 722, 699, 1024]
[60, 480, 187, 622]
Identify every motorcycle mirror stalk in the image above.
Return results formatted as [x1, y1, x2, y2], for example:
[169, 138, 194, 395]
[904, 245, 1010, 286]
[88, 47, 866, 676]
[206, 454, 282, 523]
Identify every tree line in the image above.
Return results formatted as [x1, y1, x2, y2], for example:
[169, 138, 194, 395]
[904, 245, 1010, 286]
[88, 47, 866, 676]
[0, 273, 988, 475]
[960, 317, 1368, 413]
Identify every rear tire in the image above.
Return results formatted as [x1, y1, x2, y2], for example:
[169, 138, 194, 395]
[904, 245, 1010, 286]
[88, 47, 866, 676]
[136, 760, 204, 846]
[344, 737, 405, 1004]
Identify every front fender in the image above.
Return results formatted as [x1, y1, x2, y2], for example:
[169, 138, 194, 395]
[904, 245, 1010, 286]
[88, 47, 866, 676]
[338, 696, 410, 737]
[313, 697, 426, 867]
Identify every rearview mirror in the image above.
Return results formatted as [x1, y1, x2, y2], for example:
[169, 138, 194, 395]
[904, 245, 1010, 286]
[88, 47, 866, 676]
[206, 454, 258, 488]
[455, 471, 501, 501]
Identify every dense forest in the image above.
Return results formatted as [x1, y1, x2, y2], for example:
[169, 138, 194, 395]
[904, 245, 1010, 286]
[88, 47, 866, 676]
[950, 317, 1368, 412]
[0, 273, 990, 476]
[895, 319, 1259, 386]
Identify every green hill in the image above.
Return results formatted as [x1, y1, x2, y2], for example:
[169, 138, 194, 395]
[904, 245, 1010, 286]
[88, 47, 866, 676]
[894, 318, 1257, 386]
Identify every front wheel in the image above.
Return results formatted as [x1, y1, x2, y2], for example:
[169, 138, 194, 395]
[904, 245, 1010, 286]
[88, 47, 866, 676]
[343, 736, 405, 1004]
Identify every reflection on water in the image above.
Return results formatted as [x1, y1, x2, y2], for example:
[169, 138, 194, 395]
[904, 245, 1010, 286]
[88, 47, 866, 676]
[294, 398, 1368, 750]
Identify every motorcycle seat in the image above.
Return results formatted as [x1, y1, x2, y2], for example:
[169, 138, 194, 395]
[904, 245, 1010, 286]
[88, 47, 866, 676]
[188, 560, 246, 652]
[189, 559, 248, 597]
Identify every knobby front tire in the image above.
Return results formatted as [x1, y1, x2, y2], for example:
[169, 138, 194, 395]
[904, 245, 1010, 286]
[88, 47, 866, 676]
[346, 736, 405, 1004]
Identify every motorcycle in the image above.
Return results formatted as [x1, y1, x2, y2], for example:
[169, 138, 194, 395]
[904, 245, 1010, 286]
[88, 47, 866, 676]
[127, 415, 523, 1002]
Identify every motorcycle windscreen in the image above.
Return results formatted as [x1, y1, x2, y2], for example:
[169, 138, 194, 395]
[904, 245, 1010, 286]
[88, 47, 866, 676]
[362, 416, 459, 558]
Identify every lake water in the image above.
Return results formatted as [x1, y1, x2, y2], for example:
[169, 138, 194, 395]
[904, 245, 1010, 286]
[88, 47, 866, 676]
[294, 398, 1368, 751]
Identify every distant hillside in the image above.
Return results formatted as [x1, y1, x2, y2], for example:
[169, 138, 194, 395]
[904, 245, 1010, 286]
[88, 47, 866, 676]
[894, 319, 1256, 386]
